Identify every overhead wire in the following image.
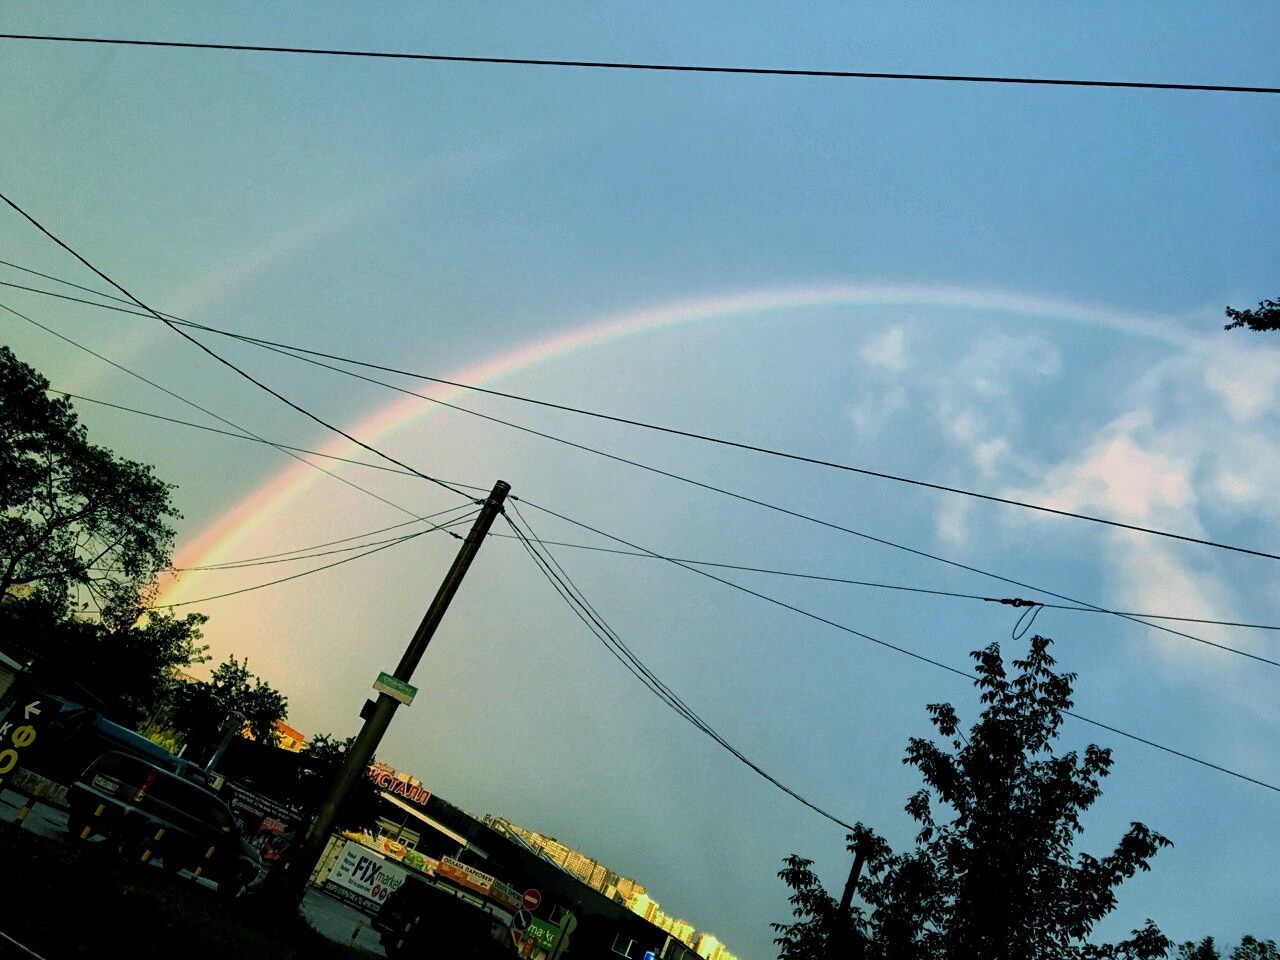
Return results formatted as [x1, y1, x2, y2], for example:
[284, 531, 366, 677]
[12, 274, 1272, 671]
[1, 33, 1276, 95]
[146, 522, 461, 610]
[0, 191, 474, 502]
[203, 327, 1280, 672]
[503, 505, 858, 831]
[513, 496, 1280, 795]
[1, 299, 437, 522]
[4, 263, 1273, 565]
[479, 532, 1280, 633]
[39, 377, 1280, 641]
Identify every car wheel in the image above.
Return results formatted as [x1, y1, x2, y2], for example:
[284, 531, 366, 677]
[218, 870, 249, 900]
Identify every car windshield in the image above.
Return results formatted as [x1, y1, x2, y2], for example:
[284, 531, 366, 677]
[147, 776, 237, 831]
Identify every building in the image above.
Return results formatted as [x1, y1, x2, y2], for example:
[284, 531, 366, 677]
[694, 933, 723, 959]
[272, 720, 307, 752]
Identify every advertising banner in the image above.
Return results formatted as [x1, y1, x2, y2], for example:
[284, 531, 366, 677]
[322, 840, 411, 912]
[438, 855, 496, 897]
[222, 780, 300, 865]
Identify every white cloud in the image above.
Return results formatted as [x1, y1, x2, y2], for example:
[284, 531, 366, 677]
[859, 326, 908, 372]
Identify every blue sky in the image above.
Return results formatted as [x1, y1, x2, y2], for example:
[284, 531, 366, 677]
[2, 4, 1279, 957]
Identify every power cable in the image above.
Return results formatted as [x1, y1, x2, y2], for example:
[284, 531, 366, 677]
[7, 261, 1275, 664]
[514, 496, 1280, 795]
[504, 507, 858, 831]
[177, 508, 479, 570]
[0, 190, 473, 502]
[1, 300, 436, 522]
[220, 329, 1280, 671]
[481, 532, 1280, 633]
[147, 526, 441, 609]
[5, 265, 1271, 565]
[1, 33, 1276, 95]
[39, 379, 1280, 639]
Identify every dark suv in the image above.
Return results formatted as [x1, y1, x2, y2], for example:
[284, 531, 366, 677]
[67, 750, 262, 898]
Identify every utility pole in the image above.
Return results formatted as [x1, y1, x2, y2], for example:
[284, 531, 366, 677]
[276, 479, 511, 906]
[830, 836, 869, 960]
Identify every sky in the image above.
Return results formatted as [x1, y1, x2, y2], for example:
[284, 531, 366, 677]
[2, 4, 1279, 956]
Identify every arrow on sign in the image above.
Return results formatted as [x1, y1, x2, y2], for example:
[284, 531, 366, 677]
[23, 702, 41, 720]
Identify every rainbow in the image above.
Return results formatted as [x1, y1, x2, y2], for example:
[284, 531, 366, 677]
[154, 282, 1195, 607]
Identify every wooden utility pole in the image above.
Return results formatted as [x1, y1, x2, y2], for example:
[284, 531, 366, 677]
[830, 837, 869, 960]
[276, 479, 511, 906]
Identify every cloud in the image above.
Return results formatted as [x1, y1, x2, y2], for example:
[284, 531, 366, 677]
[859, 326, 908, 372]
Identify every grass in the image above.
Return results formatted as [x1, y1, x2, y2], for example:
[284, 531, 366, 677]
[0, 824, 370, 959]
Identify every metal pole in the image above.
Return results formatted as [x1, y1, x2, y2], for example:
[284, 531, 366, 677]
[276, 480, 511, 906]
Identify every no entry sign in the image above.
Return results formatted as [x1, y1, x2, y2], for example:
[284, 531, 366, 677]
[522, 888, 541, 911]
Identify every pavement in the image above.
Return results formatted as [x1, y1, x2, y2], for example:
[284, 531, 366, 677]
[0, 785, 385, 956]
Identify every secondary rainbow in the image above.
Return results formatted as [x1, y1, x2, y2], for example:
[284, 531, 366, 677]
[154, 281, 1192, 608]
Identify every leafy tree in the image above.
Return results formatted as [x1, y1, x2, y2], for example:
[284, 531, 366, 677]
[1, 345, 179, 614]
[292, 733, 382, 829]
[168, 655, 288, 761]
[1223, 298, 1280, 332]
[1178, 937, 1280, 960]
[774, 636, 1171, 960]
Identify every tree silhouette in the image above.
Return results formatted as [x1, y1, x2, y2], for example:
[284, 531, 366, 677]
[1223, 299, 1280, 332]
[775, 636, 1172, 960]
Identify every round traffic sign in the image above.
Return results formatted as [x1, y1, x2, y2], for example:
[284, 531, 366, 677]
[522, 888, 541, 911]
[512, 909, 532, 931]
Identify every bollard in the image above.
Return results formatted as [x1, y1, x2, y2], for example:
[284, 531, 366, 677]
[396, 915, 420, 950]
[140, 826, 166, 863]
[346, 920, 364, 947]
[192, 844, 216, 880]
[14, 780, 47, 824]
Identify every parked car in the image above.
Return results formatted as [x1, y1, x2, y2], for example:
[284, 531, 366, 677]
[66, 750, 262, 898]
[375, 873, 512, 959]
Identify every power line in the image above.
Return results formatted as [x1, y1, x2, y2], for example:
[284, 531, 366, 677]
[7, 261, 1274, 666]
[44, 388, 493, 492]
[5, 265, 1272, 566]
[41, 380, 1280, 644]
[7, 263, 1274, 567]
[483, 532, 1280, 634]
[147, 526, 439, 610]
[504, 507, 858, 831]
[216, 329, 1280, 671]
[2, 299, 441, 523]
[0, 33, 1275, 95]
[0, 191, 474, 502]
[177, 507, 479, 570]
[514, 496, 1280, 795]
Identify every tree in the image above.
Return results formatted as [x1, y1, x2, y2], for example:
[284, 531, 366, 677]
[168, 655, 288, 762]
[1223, 299, 1280, 332]
[1, 345, 179, 614]
[774, 636, 1172, 960]
[291, 733, 382, 829]
[1178, 938, 1280, 960]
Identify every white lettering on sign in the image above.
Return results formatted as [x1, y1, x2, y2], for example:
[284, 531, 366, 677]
[324, 840, 409, 909]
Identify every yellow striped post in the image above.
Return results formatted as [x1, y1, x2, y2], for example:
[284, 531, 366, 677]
[192, 844, 216, 880]
[140, 826, 165, 863]
[346, 920, 365, 947]
[14, 780, 47, 824]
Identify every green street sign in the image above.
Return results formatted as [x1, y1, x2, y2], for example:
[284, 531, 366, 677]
[373, 671, 417, 706]
[525, 918, 559, 950]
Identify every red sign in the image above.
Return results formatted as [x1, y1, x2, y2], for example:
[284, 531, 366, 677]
[367, 767, 431, 805]
[522, 888, 541, 911]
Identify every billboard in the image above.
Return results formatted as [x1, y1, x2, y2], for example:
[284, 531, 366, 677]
[323, 840, 411, 912]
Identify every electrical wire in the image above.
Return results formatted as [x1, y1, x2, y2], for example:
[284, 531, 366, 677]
[22, 282, 1268, 671]
[5, 265, 1273, 566]
[214, 329, 1280, 671]
[0, 191, 473, 503]
[514, 496, 1280, 795]
[1, 33, 1276, 95]
[146, 526, 441, 610]
[176, 507, 479, 570]
[41, 388, 491, 493]
[480, 532, 1280, 633]
[504, 507, 858, 831]
[1, 299, 437, 522]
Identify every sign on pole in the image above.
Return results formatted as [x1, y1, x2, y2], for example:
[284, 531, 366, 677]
[373, 672, 417, 706]
[521, 888, 542, 911]
[512, 909, 532, 931]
